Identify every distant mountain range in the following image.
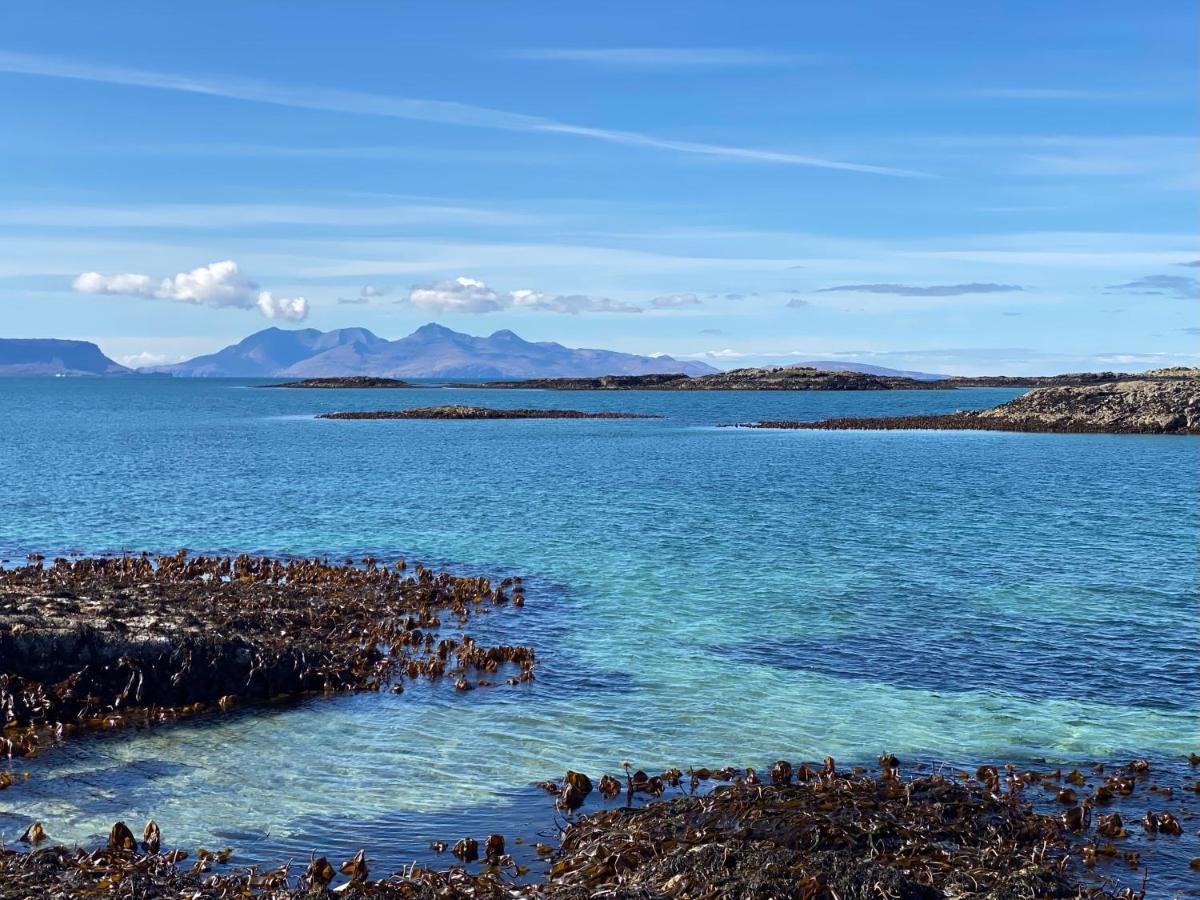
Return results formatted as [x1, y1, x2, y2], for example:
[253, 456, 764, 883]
[0, 339, 132, 376]
[141, 324, 722, 378]
[0, 328, 949, 380]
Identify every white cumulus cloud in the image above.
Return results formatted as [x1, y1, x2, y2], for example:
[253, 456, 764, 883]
[407, 276, 506, 314]
[256, 291, 309, 321]
[72, 259, 307, 321]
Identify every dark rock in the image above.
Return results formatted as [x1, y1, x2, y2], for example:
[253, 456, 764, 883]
[261, 376, 418, 389]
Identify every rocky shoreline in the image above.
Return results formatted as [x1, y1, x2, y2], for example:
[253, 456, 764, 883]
[733, 379, 1200, 435]
[318, 405, 660, 420]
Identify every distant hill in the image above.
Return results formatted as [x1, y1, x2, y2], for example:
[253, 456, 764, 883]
[145, 324, 719, 378]
[0, 339, 132, 376]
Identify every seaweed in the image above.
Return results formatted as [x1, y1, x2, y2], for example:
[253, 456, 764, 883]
[0, 552, 534, 757]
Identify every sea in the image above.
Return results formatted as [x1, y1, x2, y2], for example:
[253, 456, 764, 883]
[1, 378, 1197, 893]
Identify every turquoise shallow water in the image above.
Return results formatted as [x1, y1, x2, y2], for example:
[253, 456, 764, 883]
[0, 378, 1197, 889]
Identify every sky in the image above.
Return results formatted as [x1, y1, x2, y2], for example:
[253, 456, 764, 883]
[0, 1, 1197, 375]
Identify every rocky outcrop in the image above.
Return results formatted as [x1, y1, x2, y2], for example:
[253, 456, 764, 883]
[262, 376, 417, 388]
[735, 378, 1200, 435]
[318, 405, 659, 420]
[0, 553, 533, 757]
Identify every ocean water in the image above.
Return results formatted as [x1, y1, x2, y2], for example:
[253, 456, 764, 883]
[1, 378, 1197, 889]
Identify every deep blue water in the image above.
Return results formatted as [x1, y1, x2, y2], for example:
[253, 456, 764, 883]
[0, 378, 1197, 892]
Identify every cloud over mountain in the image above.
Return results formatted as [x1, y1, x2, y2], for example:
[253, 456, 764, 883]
[72, 260, 308, 321]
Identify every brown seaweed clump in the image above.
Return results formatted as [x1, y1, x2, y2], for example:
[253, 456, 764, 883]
[1, 763, 1166, 899]
[0, 552, 534, 757]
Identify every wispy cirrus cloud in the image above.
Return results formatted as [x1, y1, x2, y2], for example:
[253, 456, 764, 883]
[400, 276, 641, 315]
[0, 50, 924, 178]
[970, 88, 1150, 101]
[815, 282, 1023, 297]
[506, 47, 811, 67]
[73, 259, 308, 320]
[650, 293, 702, 308]
[510, 290, 641, 314]
[336, 283, 391, 305]
[1105, 274, 1199, 299]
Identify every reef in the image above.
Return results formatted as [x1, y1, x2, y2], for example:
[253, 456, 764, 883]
[6, 756, 1196, 898]
[732, 378, 1200, 435]
[261, 377, 418, 388]
[317, 405, 660, 420]
[474, 368, 1200, 392]
[0, 552, 534, 758]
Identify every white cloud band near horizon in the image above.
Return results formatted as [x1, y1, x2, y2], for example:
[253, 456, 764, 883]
[0, 50, 929, 178]
[404, 276, 644, 315]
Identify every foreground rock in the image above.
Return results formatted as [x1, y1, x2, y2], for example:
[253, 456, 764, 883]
[4, 758, 1177, 898]
[261, 376, 418, 388]
[735, 379, 1200, 435]
[318, 405, 659, 420]
[0, 553, 533, 757]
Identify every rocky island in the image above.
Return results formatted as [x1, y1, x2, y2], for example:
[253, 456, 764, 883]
[261, 376, 418, 388]
[475, 367, 1195, 392]
[735, 376, 1200, 435]
[318, 405, 659, 420]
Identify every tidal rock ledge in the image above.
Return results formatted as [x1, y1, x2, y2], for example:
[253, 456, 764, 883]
[0, 552, 533, 756]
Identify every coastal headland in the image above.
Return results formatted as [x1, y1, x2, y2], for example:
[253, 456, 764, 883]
[731, 378, 1200, 435]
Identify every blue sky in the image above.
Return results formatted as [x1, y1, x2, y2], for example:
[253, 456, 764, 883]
[0, 1, 1196, 374]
